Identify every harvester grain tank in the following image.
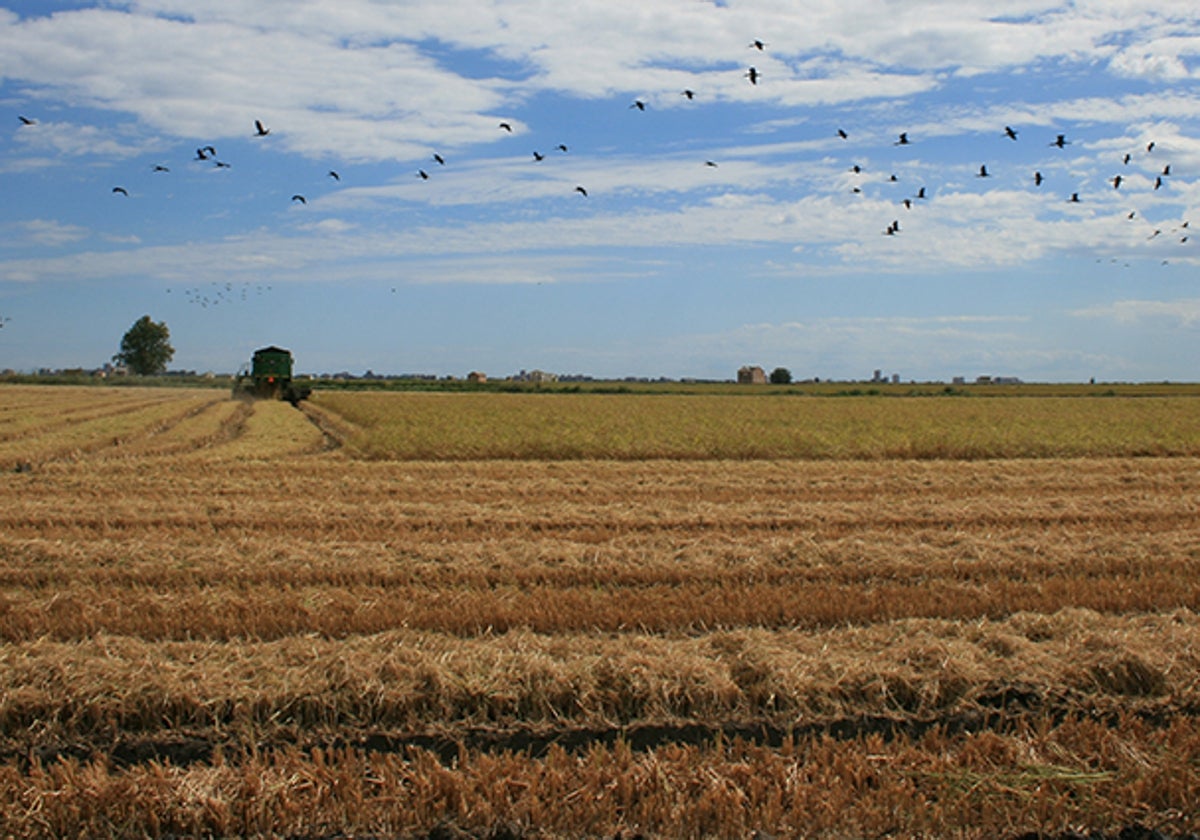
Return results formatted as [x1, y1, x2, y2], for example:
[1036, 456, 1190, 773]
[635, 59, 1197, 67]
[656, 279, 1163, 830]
[233, 346, 312, 405]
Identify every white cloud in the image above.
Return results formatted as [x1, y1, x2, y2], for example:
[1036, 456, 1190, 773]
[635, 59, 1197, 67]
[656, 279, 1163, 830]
[11, 219, 90, 247]
[1072, 297, 1200, 327]
[3, 0, 1197, 166]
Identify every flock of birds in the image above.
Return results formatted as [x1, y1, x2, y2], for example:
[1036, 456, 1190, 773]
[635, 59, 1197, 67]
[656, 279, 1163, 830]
[169, 281, 275, 310]
[860, 128, 1191, 248]
[13, 36, 1195, 271]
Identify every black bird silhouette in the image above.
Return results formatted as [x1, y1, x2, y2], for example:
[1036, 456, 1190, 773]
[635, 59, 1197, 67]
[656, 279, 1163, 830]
[1068, 192, 1080, 203]
[575, 186, 588, 196]
[1123, 153, 1131, 165]
[850, 164, 862, 173]
[328, 170, 340, 180]
[1034, 171, 1044, 186]
[557, 144, 568, 152]
[1110, 175, 1122, 189]
[895, 132, 909, 146]
[705, 160, 718, 167]
[631, 100, 646, 111]
[112, 186, 128, 196]
[214, 160, 231, 169]
[1162, 164, 1171, 176]
[433, 153, 445, 165]
[1051, 134, 1069, 148]
[1128, 211, 1136, 219]
[750, 39, 767, 50]
[837, 128, 848, 139]
[499, 122, 513, 132]
[291, 194, 306, 204]
[152, 165, 169, 172]
[18, 115, 36, 125]
[889, 174, 898, 182]
[902, 198, 913, 209]
[915, 187, 926, 199]
[532, 151, 544, 162]
[1004, 126, 1018, 140]
[254, 119, 270, 137]
[1154, 176, 1163, 190]
[195, 147, 209, 160]
[682, 89, 695, 100]
[977, 164, 990, 177]
[1147, 141, 1156, 152]
[418, 169, 429, 180]
[745, 66, 759, 84]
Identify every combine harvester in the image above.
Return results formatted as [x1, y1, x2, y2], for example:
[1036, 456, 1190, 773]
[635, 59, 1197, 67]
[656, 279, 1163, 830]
[232, 346, 312, 406]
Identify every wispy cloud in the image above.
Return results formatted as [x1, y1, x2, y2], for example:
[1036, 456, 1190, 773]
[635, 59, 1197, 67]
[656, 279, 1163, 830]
[1072, 298, 1200, 328]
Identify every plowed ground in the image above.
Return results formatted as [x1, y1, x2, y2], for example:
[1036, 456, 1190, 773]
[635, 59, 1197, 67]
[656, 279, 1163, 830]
[1, 385, 1199, 839]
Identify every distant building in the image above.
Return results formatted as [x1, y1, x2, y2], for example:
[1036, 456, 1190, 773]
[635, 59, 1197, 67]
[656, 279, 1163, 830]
[467, 371, 487, 384]
[514, 369, 558, 383]
[738, 365, 766, 384]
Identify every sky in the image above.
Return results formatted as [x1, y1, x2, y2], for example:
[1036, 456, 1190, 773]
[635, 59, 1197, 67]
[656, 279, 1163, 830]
[1, 1, 1198, 381]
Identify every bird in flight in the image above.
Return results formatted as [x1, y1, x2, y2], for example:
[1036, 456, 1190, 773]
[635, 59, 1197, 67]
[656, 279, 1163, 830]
[745, 66, 759, 84]
[18, 115, 36, 125]
[837, 128, 848, 140]
[1162, 164, 1171, 176]
[631, 100, 646, 111]
[418, 170, 429, 180]
[112, 186, 128, 196]
[557, 144, 568, 153]
[1068, 192, 1080, 203]
[532, 151, 544, 161]
[291, 195, 306, 204]
[328, 170, 340, 180]
[750, 39, 767, 50]
[254, 119, 270, 137]
[499, 122, 513, 132]
[1123, 153, 1131, 165]
[213, 160, 231, 169]
[1154, 176, 1163, 190]
[1050, 134, 1069, 148]
[152, 165, 170, 173]
[895, 133, 910, 146]
[1004, 126, 1018, 140]
[1034, 171, 1044, 186]
[705, 160, 718, 167]
[1110, 175, 1122, 189]
[977, 164, 990, 178]
[915, 186, 927, 199]
[575, 186, 588, 197]
[1147, 141, 1156, 152]
[682, 89, 695, 100]
[433, 153, 445, 165]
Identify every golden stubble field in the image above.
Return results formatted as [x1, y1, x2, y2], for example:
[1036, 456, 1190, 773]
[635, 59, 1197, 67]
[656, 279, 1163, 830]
[2, 384, 1200, 839]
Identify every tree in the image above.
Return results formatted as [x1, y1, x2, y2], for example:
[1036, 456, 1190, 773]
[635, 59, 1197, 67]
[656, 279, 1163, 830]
[114, 315, 174, 375]
[769, 367, 792, 384]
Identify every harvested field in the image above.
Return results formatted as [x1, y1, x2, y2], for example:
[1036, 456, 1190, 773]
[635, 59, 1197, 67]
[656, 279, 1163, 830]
[1, 384, 1199, 838]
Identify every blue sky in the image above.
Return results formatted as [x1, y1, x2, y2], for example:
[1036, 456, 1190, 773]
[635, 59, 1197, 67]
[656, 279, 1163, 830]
[1, 0, 1198, 381]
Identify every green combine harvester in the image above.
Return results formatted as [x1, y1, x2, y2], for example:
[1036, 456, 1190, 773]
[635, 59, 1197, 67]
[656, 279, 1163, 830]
[232, 346, 312, 405]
